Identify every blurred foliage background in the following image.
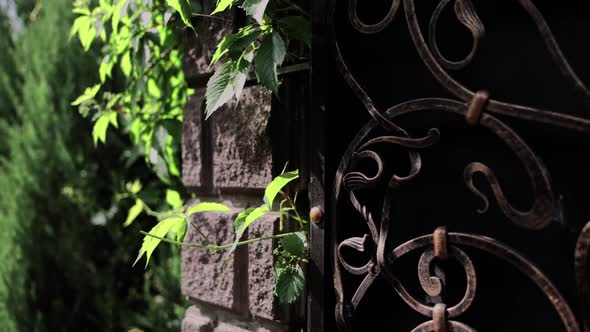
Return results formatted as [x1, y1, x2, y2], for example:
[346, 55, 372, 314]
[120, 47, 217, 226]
[0, 0, 188, 330]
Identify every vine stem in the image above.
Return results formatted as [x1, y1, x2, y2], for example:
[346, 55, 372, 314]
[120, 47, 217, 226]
[140, 230, 300, 251]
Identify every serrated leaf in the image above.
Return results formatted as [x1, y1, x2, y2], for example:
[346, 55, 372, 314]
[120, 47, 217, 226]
[280, 232, 306, 258]
[211, 0, 233, 15]
[205, 60, 250, 118]
[123, 199, 144, 227]
[71, 84, 100, 106]
[279, 16, 311, 48]
[210, 25, 260, 66]
[264, 169, 299, 208]
[254, 32, 286, 94]
[240, 0, 269, 25]
[186, 202, 231, 216]
[120, 50, 132, 77]
[166, 0, 193, 28]
[133, 216, 185, 267]
[275, 264, 304, 304]
[166, 189, 183, 209]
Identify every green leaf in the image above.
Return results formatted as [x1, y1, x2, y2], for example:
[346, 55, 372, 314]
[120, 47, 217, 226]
[166, 0, 194, 28]
[93, 112, 117, 145]
[166, 189, 183, 209]
[205, 60, 250, 118]
[133, 216, 185, 267]
[253, 32, 286, 94]
[173, 219, 188, 242]
[233, 207, 255, 230]
[279, 16, 311, 48]
[264, 169, 299, 208]
[240, 0, 269, 25]
[99, 55, 114, 82]
[70, 16, 89, 40]
[210, 25, 260, 66]
[186, 202, 231, 216]
[123, 199, 144, 227]
[126, 179, 142, 194]
[211, 0, 233, 15]
[147, 78, 161, 98]
[120, 50, 132, 77]
[280, 232, 306, 258]
[275, 264, 304, 304]
[112, 0, 127, 32]
[227, 205, 269, 256]
[78, 20, 97, 51]
[71, 84, 100, 106]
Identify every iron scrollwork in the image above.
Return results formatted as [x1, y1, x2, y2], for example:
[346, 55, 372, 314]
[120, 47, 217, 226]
[331, 0, 590, 331]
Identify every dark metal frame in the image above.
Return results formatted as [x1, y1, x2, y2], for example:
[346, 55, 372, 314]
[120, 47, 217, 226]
[321, 1, 590, 331]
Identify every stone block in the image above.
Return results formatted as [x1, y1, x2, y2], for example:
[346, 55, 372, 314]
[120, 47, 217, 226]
[210, 86, 272, 190]
[183, 2, 233, 78]
[182, 206, 237, 309]
[247, 215, 276, 320]
[182, 306, 214, 332]
[182, 91, 205, 189]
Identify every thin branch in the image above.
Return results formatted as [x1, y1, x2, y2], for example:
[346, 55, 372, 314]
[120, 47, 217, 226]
[140, 231, 300, 250]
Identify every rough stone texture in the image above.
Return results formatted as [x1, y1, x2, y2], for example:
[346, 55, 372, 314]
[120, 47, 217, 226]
[182, 205, 238, 309]
[247, 216, 277, 320]
[182, 91, 205, 188]
[183, 1, 233, 78]
[210, 86, 273, 189]
[182, 306, 215, 332]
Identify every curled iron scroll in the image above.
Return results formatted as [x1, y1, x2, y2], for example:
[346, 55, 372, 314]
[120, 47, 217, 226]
[331, 0, 590, 330]
[331, 98, 577, 330]
[335, 0, 590, 132]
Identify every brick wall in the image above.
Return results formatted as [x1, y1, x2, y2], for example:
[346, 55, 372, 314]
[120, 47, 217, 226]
[180, 2, 290, 331]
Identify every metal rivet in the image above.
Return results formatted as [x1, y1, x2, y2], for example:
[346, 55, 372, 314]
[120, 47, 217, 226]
[466, 90, 489, 126]
[433, 303, 448, 332]
[433, 226, 448, 261]
[310, 206, 323, 224]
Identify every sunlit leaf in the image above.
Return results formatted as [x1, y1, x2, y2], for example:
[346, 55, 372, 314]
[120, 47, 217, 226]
[166, 189, 183, 209]
[211, 0, 233, 15]
[210, 25, 260, 66]
[120, 50, 132, 77]
[112, 0, 127, 32]
[233, 207, 255, 230]
[93, 112, 117, 145]
[186, 202, 231, 216]
[263, 169, 298, 208]
[133, 216, 185, 267]
[123, 199, 144, 227]
[227, 205, 269, 257]
[71, 84, 100, 106]
[166, 0, 193, 28]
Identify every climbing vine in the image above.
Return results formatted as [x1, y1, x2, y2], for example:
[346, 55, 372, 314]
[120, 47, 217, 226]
[70, 0, 310, 305]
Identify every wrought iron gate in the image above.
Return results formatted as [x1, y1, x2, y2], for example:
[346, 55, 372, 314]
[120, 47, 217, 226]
[310, 0, 590, 331]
